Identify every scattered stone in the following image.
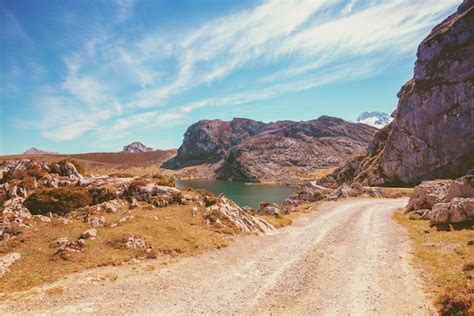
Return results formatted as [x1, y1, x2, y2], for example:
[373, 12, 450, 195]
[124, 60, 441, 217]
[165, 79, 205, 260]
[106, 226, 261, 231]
[80, 228, 97, 240]
[103, 199, 124, 213]
[422, 243, 435, 248]
[88, 216, 106, 228]
[0, 252, 21, 277]
[33, 214, 51, 223]
[52, 237, 69, 247]
[126, 236, 146, 249]
[129, 197, 139, 209]
[257, 202, 281, 217]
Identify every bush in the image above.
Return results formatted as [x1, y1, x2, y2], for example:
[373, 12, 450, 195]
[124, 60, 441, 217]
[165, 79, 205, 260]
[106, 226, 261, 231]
[26, 165, 47, 179]
[18, 177, 37, 190]
[127, 178, 149, 193]
[181, 187, 218, 206]
[151, 173, 175, 187]
[24, 187, 92, 215]
[436, 284, 473, 316]
[108, 172, 134, 178]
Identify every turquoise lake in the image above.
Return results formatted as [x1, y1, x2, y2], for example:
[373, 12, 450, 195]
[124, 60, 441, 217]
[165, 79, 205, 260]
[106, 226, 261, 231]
[175, 179, 297, 209]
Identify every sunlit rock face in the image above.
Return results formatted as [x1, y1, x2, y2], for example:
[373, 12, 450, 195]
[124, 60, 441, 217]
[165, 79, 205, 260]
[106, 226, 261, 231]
[163, 116, 377, 183]
[329, 1, 474, 187]
[122, 142, 154, 153]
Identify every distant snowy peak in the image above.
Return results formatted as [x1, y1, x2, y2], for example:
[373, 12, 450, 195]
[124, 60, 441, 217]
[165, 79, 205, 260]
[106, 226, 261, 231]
[357, 111, 393, 129]
[24, 147, 58, 155]
[122, 142, 154, 153]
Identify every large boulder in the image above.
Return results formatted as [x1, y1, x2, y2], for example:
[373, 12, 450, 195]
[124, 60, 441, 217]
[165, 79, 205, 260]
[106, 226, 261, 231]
[204, 196, 277, 235]
[446, 175, 474, 200]
[331, 184, 358, 199]
[407, 180, 452, 211]
[430, 198, 474, 225]
[0, 252, 21, 277]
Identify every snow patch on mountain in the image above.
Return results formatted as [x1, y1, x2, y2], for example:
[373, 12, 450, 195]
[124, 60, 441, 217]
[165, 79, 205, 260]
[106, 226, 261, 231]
[357, 111, 392, 129]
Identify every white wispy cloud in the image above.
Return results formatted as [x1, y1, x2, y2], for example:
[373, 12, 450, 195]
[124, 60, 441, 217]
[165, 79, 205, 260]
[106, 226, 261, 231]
[19, 0, 458, 142]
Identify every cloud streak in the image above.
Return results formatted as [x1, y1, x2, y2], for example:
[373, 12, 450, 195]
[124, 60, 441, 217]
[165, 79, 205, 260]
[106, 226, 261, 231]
[12, 0, 458, 142]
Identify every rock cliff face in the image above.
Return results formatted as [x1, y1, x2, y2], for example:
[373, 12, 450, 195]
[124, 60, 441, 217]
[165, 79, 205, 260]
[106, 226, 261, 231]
[328, 1, 474, 187]
[163, 116, 377, 182]
[122, 142, 153, 153]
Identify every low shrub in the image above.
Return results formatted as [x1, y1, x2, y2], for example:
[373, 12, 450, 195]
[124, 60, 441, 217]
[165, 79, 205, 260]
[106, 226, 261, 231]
[24, 187, 92, 215]
[127, 178, 149, 193]
[204, 195, 218, 207]
[26, 165, 48, 179]
[182, 188, 217, 206]
[436, 284, 473, 316]
[108, 172, 134, 178]
[151, 173, 175, 187]
[18, 177, 37, 191]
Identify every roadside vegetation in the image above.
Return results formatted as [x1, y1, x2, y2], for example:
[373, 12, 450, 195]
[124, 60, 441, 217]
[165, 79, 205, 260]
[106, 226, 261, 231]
[0, 203, 229, 297]
[394, 210, 473, 315]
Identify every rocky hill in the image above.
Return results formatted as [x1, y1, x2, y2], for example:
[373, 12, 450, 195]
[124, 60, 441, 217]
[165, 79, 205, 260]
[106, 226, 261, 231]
[163, 116, 377, 182]
[326, 1, 474, 187]
[24, 147, 58, 155]
[122, 142, 153, 153]
[356, 112, 392, 129]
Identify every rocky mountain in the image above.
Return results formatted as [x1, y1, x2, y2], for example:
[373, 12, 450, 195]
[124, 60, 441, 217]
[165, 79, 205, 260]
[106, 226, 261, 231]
[163, 116, 377, 182]
[356, 111, 393, 128]
[23, 147, 58, 155]
[122, 142, 154, 153]
[326, 1, 474, 187]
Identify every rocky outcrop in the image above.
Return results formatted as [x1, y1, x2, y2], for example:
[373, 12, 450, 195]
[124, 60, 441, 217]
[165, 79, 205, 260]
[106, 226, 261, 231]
[23, 147, 58, 155]
[0, 159, 278, 242]
[204, 196, 277, 235]
[164, 116, 377, 182]
[122, 142, 154, 153]
[407, 175, 474, 226]
[328, 1, 474, 187]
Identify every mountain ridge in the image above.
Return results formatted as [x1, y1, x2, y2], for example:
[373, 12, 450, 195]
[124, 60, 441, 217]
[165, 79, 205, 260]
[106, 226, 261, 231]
[163, 115, 377, 182]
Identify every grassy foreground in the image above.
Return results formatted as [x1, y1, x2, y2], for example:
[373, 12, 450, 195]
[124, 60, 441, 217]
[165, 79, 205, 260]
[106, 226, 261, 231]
[0, 204, 229, 297]
[394, 210, 473, 315]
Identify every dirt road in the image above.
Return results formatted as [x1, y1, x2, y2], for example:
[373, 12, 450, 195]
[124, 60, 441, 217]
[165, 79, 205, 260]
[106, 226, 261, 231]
[1, 198, 434, 315]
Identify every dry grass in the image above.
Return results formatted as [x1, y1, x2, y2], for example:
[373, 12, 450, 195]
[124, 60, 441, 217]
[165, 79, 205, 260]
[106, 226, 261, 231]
[383, 187, 414, 198]
[259, 215, 293, 228]
[394, 210, 473, 315]
[310, 168, 337, 179]
[0, 204, 229, 296]
[44, 287, 64, 296]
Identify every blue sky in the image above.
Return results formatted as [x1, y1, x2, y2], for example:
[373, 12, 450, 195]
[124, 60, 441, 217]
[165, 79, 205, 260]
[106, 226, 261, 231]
[0, 0, 460, 154]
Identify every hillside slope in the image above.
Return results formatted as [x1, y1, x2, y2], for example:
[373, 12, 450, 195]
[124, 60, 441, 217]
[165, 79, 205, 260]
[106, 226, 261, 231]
[163, 116, 377, 182]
